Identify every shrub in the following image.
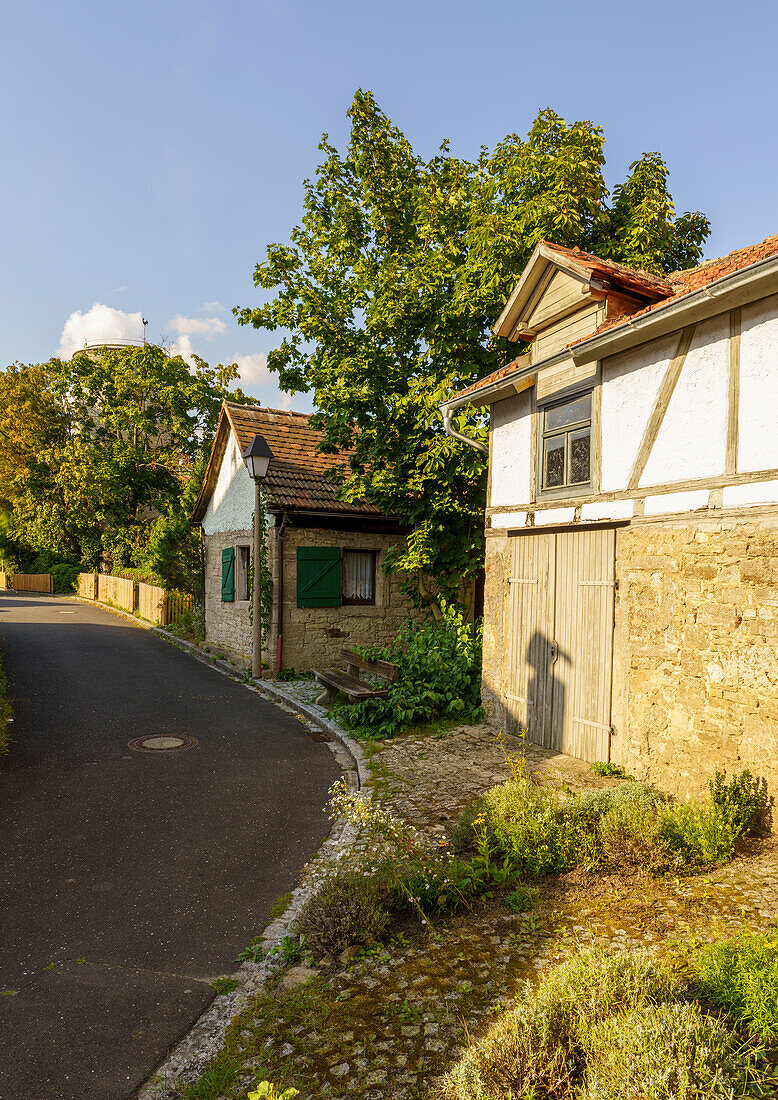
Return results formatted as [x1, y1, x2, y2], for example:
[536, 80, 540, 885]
[709, 769, 768, 837]
[340, 600, 483, 739]
[595, 787, 670, 871]
[589, 762, 629, 778]
[441, 948, 678, 1099]
[294, 869, 390, 958]
[505, 885, 539, 913]
[50, 562, 81, 593]
[693, 927, 778, 1042]
[582, 1001, 760, 1099]
[659, 801, 739, 867]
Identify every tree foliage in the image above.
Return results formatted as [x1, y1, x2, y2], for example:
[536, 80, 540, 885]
[0, 345, 243, 588]
[237, 91, 710, 604]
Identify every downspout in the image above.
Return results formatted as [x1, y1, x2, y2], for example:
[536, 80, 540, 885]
[274, 514, 288, 678]
[441, 403, 489, 454]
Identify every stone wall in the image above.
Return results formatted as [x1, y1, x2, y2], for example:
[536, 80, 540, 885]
[273, 527, 428, 672]
[613, 519, 778, 799]
[480, 534, 512, 730]
[204, 524, 427, 672]
[203, 528, 269, 664]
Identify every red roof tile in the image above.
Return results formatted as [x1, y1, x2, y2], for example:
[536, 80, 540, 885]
[452, 233, 778, 404]
[192, 402, 383, 521]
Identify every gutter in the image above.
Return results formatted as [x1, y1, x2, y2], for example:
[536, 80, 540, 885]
[441, 406, 488, 454]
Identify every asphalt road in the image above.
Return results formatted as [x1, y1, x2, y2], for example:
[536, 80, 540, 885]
[0, 592, 340, 1100]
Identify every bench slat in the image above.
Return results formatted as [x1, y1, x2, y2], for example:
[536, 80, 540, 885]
[339, 646, 399, 682]
[314, 668, 391, 701]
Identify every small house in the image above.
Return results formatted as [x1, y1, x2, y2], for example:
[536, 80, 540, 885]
[191, 402, 424, 672]
[441, 235, 778, 798]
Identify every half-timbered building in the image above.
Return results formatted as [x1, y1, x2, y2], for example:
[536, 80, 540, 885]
[442, 235, 778, 797]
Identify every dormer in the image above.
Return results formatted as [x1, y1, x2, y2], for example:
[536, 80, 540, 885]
[493, 241, 676, 362]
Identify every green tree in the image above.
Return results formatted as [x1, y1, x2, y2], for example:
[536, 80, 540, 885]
[236, 92, 710, 607]
[1, 345, 244, 588]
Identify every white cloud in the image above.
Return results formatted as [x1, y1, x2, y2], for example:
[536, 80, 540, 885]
[58, 303, 144, 359]
[232, 351, 271, 385]
[201, 300, 226, 314]
[167, 313, 226, 338]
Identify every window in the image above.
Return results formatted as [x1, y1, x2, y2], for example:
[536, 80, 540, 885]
[237, 546, 251, 602]
[540, 391, 592, 493]
[343, 550, 376, 605]
[221, 547, 235, 602]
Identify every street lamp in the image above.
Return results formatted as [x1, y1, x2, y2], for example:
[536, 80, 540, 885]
[242, 433, 273, 678]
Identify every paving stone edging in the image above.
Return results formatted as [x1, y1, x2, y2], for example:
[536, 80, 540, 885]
[43, 595, 369, 1098]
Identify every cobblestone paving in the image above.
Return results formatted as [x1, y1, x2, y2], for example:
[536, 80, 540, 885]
[187, 699, 778, 1100]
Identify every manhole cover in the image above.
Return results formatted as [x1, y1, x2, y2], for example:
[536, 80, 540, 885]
[128, 735, 198, 753]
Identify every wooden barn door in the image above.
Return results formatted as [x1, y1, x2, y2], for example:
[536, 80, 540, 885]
[506, 533, 555, 747]
[506, 527, 615, 761]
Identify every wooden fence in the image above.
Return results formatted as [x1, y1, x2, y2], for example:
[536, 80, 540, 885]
[77, 572, 193, 627]
[77, 573, 98, 600]
[97, 574, 136, 613]
[11, 573, 53, 593]
[0, 572, 10, 590]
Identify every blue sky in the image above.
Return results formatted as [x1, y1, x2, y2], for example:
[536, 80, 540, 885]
[2, 0, 776, 410]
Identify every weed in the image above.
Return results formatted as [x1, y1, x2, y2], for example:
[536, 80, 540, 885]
[590, 762, 630, 778]
[295, 871, 390, 958]
[248, 1084, 299, 1100]
[267, 892, 293, 922]
[709, 769, 769, 837]
[211, 977, 240, 996]
[505, 885, 539, 913]
[235, 937, 268, 964]
[693, 926, 778, 1041]
[268, 935, 306, 967]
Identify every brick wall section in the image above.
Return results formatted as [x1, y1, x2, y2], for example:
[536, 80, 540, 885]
[614, 521, 778, 799]
[204, 525, 427, 672]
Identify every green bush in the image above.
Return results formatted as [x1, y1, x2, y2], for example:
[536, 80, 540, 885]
[441, 948, 678, 1099]
[339, 601, 483, 739]
[294, 869, 390, 959]
[659, 801, 740, 867]
[50, 563, 81, 593]
[583, 1001, 759, 1099]
[709, 770, 768, 837]
[693, 927, 778, 1042]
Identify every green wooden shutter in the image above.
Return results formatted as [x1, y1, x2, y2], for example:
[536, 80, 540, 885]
[221, 546, 235, 602]
[297, 547, 341, 607]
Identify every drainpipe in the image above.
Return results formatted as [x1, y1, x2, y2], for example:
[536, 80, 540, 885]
[274, 514, 288, 677]
[441, 404, 488, 454]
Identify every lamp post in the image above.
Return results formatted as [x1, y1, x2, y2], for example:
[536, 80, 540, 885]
[242, 433, 273, 679]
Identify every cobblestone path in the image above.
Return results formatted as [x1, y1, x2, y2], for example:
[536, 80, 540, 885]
[196, 718, 778, 1100]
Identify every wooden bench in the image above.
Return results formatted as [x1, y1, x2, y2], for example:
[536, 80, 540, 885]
[314, 646, 399, 706]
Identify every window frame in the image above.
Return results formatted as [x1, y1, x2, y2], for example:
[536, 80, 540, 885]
[341, 549, 377, 606]
[536, 386, 594, 500]
[236, 544, 251, 603]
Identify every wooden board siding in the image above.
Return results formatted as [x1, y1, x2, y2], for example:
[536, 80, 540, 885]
[552, 527, 615, 760]
[525, 268, 588, 332]
[506, 532, 555, 745]
[533, 302, 602, 362]
[506, 527, 615, 761]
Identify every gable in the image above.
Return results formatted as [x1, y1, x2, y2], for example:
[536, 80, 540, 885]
[201, 429, 254, 535]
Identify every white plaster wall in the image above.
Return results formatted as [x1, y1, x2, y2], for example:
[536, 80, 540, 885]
[201, 432, 255, 535]
[580, 500, 633, 522]
[490, 391, 532, 507]
[535, 507, 575, 525]
[640, 314, 729, 487]
[643, 489, 709, 516]
[723, 479, 778, 508]
[491, 511, 527, 529]
[600, 332, 676, 492]
[738, 293, 778, 473]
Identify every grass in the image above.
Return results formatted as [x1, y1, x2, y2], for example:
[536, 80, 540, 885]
[0, 636, 12, 755]
[693, 925, 778, 1041]
[211, 978, 240, 996]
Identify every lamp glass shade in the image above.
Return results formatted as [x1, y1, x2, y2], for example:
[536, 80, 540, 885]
[242, 433, 273, 481]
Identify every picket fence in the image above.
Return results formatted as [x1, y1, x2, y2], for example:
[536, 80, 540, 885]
[77, 573, 194, 627]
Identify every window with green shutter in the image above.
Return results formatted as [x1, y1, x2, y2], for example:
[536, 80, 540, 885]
[297, 547, 341, 607]
[221, 546, 235, 602]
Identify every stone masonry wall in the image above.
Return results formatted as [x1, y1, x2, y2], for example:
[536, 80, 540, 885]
[613, 520, 778, 800]
[203, 528, 272, 665]
[205, 525, 427, 672]
[277, 527, 427, 672]
[480, 534, 512, 730]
